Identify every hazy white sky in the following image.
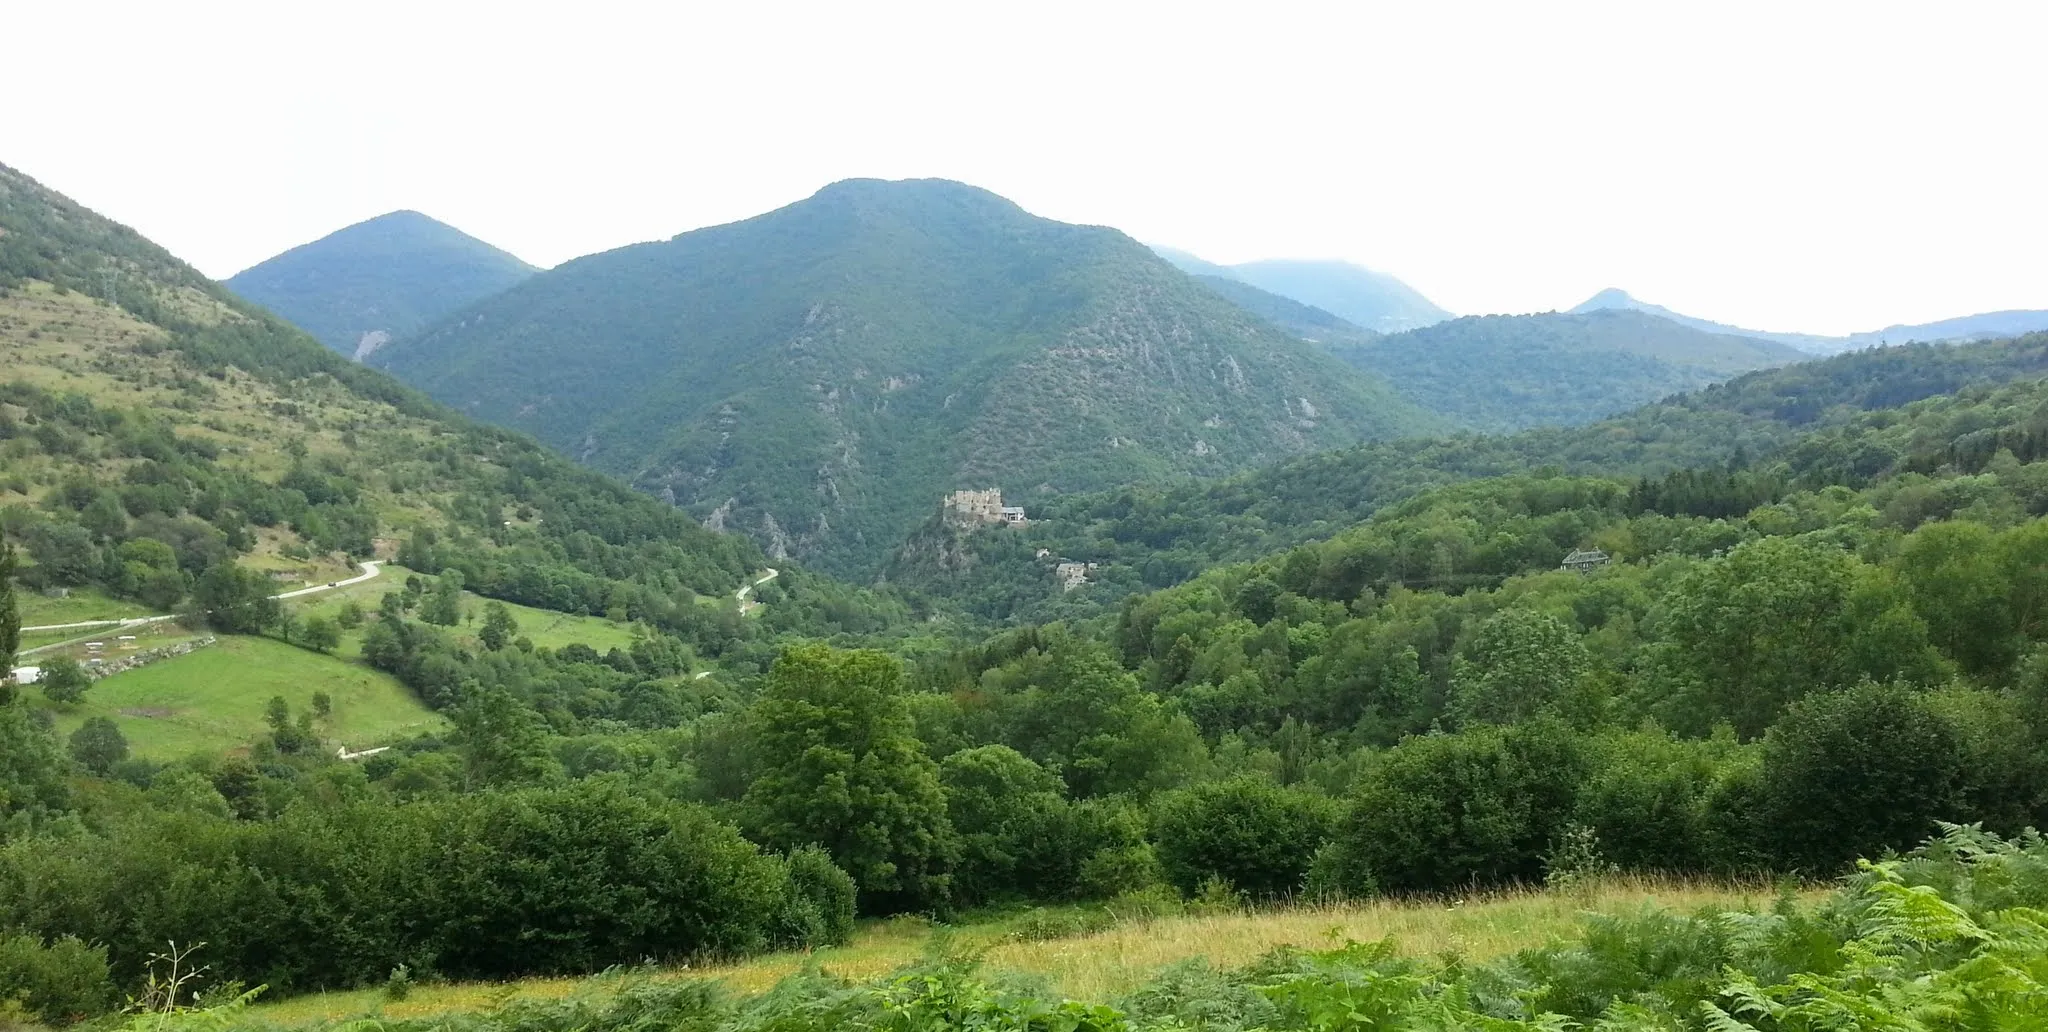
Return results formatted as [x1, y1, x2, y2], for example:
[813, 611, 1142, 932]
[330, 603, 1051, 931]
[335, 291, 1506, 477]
[5, 1, 2043, 334]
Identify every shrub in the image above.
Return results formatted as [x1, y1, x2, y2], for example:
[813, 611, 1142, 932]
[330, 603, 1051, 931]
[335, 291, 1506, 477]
[1760, 681, 1963, 871]
[1150, 777, 1337, 898]
[775, 846, 857, 948]
[0, 933, 115, 1025]
[1337, 721, 1588, 892]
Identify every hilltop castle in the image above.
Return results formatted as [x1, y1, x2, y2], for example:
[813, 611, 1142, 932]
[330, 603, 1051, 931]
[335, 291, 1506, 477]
[943, 489, 1027, 528]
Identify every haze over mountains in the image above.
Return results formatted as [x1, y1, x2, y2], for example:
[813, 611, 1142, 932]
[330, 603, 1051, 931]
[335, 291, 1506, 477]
[372, 179, 1441, 575]
[224, 210, 538, 359]
[1152, 246, 1452, 333]
[1325, 309, 1806, 434]
[1571, 287, 2048, 355]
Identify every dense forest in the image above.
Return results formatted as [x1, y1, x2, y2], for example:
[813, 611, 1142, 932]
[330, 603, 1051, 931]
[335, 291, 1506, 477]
[13, 331, 2048, 1024]
[891, 331, 2048, 623]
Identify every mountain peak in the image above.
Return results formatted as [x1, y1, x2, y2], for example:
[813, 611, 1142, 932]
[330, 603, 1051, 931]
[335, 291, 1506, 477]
[224, 210, 538, 356]
[375, 181, 1441, 575]
[1574, 287, 1637, 310]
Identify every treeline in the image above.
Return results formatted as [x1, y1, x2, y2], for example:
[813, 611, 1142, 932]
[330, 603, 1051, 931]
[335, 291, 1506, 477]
[198, 829, 2048, 1031]
[0, 779, 853, 997]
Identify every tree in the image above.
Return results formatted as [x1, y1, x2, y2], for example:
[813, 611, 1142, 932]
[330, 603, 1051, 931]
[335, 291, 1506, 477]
[420, 570, 463, 627]
[38, 657, 89, 706]
[1, 542, 19, 679]
[743, 645, 955, 914]
[211, 756, 267, 820]
[1448, 609, 1593, 727]
[1151, 777, 1338, 898]
[192, 563, 281, 634]
[452, 687, 560, 788]
[67, 717, 128, 775]
[300, 615, 340, 653]
[939, 745, 1075, 904]
[311, 691, 333, 719]
[478, 601, 518, 651]
[0, 703, 70, 832]
[1760, 682, 1963, 872]
[1656, 537, 1941, 738]
[336, 599, 365, 629]
[1335, 721, 1588, 893]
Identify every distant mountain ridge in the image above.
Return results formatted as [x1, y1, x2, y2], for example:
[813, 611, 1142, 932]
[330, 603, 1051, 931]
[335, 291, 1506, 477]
[1571, 287, 2048, 355]
[1324, 309, 1806, 434]
[225, 210, 537, 359]
[375, 178, 1444, 576]
[1153, 246, 1450, 333]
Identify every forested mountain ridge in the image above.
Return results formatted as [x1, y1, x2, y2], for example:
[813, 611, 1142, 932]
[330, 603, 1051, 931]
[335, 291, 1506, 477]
[225, 210, 537, 359]
[1573, 286, 2048, 355]
[1154, 245, 1451, 333]
[1325, 308, 1807, 434]
[375, 178, 1444, 577]
[0, 160, 892, 657]
[890, 331, 2048, 621]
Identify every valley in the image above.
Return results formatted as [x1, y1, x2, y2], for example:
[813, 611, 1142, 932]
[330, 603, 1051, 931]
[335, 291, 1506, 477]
[8, 133, 2048, 1032]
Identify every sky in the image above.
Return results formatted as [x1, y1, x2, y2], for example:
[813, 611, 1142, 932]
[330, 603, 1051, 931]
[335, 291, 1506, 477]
[4, 1, 2044, 335]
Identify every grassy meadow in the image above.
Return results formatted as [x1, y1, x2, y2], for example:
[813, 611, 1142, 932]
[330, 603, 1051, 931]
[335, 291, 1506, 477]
[240, 877, 1790, 1028]
[35, 635, 443, 759]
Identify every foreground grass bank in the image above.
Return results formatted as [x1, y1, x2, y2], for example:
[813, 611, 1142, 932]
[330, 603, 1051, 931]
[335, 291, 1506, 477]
[239, 877, 1784, 1028]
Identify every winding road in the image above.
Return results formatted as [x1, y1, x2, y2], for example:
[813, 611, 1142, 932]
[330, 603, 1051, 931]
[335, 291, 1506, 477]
[18, 561, 384, 649]
[734, 567, 779, 614]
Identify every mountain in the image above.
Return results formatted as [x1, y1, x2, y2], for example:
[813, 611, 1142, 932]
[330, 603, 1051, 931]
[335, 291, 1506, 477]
[1190, 274, 1376, 344]
[224, 210, 538, 359]
[887, 331, 2048, 622]
[1323, 309, 1807, 434]
[1154, 247, 1451, 333]
[0, 160, 811, 646]
[374, 178, 1444, 577]
[1571, 288, 2048, 355]
[1228, 259, 1453, 333]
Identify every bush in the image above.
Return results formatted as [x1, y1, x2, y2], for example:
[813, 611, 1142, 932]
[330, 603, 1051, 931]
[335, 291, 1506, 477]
[0, 933, 115, 1025]
[0, 781, 820, 991]
[1337, 721, 1588, 892]
[1150, 777, 1337, 898]
[1760, 681, 1964, 871]
[775, 846, 857, 948]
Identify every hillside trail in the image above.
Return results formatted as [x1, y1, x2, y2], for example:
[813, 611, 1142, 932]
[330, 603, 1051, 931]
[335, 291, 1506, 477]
[735, 568, 778, 614]
[19, 561, 384, 637]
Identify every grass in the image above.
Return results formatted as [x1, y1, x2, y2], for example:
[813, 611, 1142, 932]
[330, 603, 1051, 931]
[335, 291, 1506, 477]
[285, 566, 641, 656]
[35, 635, 443, 759]
[479, 598, 640, 652]
[16, 586, 144, 627]
[240, 877, 1797, 1028]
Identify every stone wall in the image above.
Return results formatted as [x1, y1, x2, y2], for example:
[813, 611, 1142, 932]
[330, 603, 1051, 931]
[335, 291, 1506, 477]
[86, 635, 218, 680]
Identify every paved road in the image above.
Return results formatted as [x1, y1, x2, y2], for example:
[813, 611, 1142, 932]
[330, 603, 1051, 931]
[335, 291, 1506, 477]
[273, 560, 384, 600]
[20, 560, 384, 633]
[735, 568, 779, 614]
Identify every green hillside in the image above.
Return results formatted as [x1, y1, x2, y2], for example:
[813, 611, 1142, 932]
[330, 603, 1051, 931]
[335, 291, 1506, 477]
[0, 159, 918, 680]
[888, 332, 2048, 621]
[1327, 308, 1807, 433]
[224, 210, 537, 359]
[375, 178, 1443, 577]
